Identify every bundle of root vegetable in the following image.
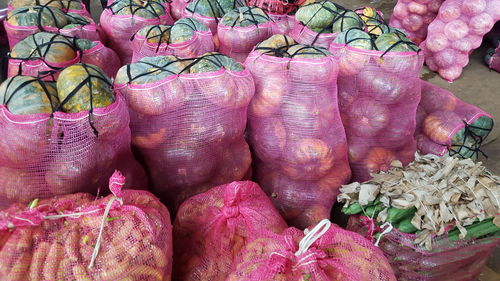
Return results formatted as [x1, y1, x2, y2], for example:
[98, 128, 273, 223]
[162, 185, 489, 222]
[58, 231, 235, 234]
[338, 153, 500, 280]
[339, 153, 500, 249]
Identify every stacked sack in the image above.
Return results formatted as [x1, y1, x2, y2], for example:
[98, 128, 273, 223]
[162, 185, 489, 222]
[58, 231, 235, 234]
[0, 64, 147, 207]
[389, 0, 445, 45]
[246, 35, 351, 229]
[415, 80, 494, 160]
[0, 171, 173, 280]
[420, 0, 500, 81]
[226, 219, 397, 280]
[173, 181, 287, 281]
[131, 18, 215, 62]
[217, 6, 277, 62]
[329, 27, 423, 182]
[4, 3, 102, 48]
[100, 0, 174, 64]
[7, 32, 121, 79]
[114, 53, 254, 210]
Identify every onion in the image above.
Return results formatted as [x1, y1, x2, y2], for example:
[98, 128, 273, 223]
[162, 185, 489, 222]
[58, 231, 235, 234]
[461, 0, 486, 16]
[438, 66, 463, 82]
[428, 0, 444, 13]
[393, 3, 409, 18]
[434, 49, 458, 68]
[487, 0, 500, 18]
[452, 38, 473, 52]
[439, 3, 462, 22]
[444, 20, 469, 40]
[403, 14, 423, 31]
[408, 2, 427, 15]
[425, 34, 449, 52]
[467, 34, 483, 49]
[469, 13, 494, 35]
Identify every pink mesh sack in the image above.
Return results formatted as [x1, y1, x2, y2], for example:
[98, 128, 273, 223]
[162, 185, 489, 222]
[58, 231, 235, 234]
[114, 54, 254, 210]
[227, 219, 397, 281]
[131, 20, 215, 63]
[329, 40, 424, 182]
[8, 33, 118, 81]
[171, 0, 192, 20]
[217, 7, 277, 62]
[81, 41, 122, 79]
[289, 18, 338, 49]
[99, 1, 174, 64]
[268, 13, 294, 34]
[0, 73, 147, 208]
[245, 37, 351, 229]
[389, 0, 445, 45]
[415, 80, 494, 160]
[420, 0, 500, 81]
[172, 181, 288, 281]
[4, 8, 102, 49]
[245, 0, 306, 15]
[7, 0, 92, 18]
[0, 171, 173, 281]
[347, 215, 500, 281]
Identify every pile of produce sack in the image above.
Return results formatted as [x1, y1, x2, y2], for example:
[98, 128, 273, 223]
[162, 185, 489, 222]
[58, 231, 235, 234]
[415, 80, 494, 160]
[329, 27, 423, 182]
[217, 6, 277, 62]
[226, 219, 397, 280]
[4, 5, 102, 48]
[0, 171, 173, 280]
[420, 0, 500, 81]
[100, 0, 174, 64]
[173, 181, 287, 281]
[389, 0, 445, 45]
[131, 18, 215, 62]
[180, 0, 245, 35]
[245, 35, 351, 228]
[339, 153, 500, 280]
[8, 32, 120, 79]
[0, 65, 147, 207]
[114, 53, 254, 210]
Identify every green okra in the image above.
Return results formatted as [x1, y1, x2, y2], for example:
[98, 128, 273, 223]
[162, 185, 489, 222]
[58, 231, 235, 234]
[448, 218, 500, 241]
[396, 216, 418, 233]
[387, 206, 417, 224]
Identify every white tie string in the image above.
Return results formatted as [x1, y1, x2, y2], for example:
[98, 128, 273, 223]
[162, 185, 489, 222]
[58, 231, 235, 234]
[374, 222, 393, 247]
[295, 219, 332, 256]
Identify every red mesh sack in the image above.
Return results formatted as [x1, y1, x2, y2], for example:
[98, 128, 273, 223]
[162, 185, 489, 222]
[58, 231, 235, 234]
[415, 80, 494, 160]
[227, 219, 397, 281]
[114, 54, 254, 210]
[172, 181, 288, 281]
[0, 74, 147, 208]
[4, 8, 102, 49]
[389, 0, 445, 45]
[329, 41, 424, 182]
[245, 40, 351, 229]
[245, 0, 306, 15]
[486, 43, 500, 72]
[347, 215, 500, 281]
[420, 0, 500, 81]
[0, 171, 173, 281]
[99, 1, 174, 65]
[131, 21, 215, 63]
[218, 7, 278, 62]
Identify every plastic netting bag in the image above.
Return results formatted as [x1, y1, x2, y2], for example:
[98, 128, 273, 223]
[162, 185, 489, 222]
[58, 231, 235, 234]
[245, 35, 351, 229]
[218, 6, 277, 62]
[485, 43, 500, 72]
[347, 215, 500, 281]
[7, 0, 92, 17]
[0, 71, 147, 208]
[329, 34, 424, 183]
[415, 80, 494, 160]
[227, 219, 397, 281]
[0, 171, 173, 281]
[7, 33, 119, 81]
[131, 19, 215, 63]
[114, 54, 254, 210]
[99, 0, 174, 64]
[4, 6, 102, 49]
[245, 0, 306, 14]
[268, 13, 294, 34]
[291, 2, 365, 49]
[389, 0, 445, 45]
[172, 181, 288, 281]
[420, 0, 500, 81]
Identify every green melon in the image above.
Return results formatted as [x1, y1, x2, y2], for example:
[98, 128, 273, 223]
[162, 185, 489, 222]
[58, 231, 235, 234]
[110, 0, 166, 18]
[170, 18, 208, 43]
[7, 6, 68, 28]
[75, 38, 98, 51]
[11, 32, 77, 63]
[62, 12, 91, 29]
[374, 32, 419, 52]
[115, 56, 190, 85]
[56, 64, 115, 113]
[295, 1, 338, 31]
[0, 76, 59, 115]
[286, 44, 331, 58]
[189, 52, 243, 73]
[331, 10, 364, 33]
[333, 29, 373, 50]
[220, 6, 269, 28]
[137, 24, 171, 44]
